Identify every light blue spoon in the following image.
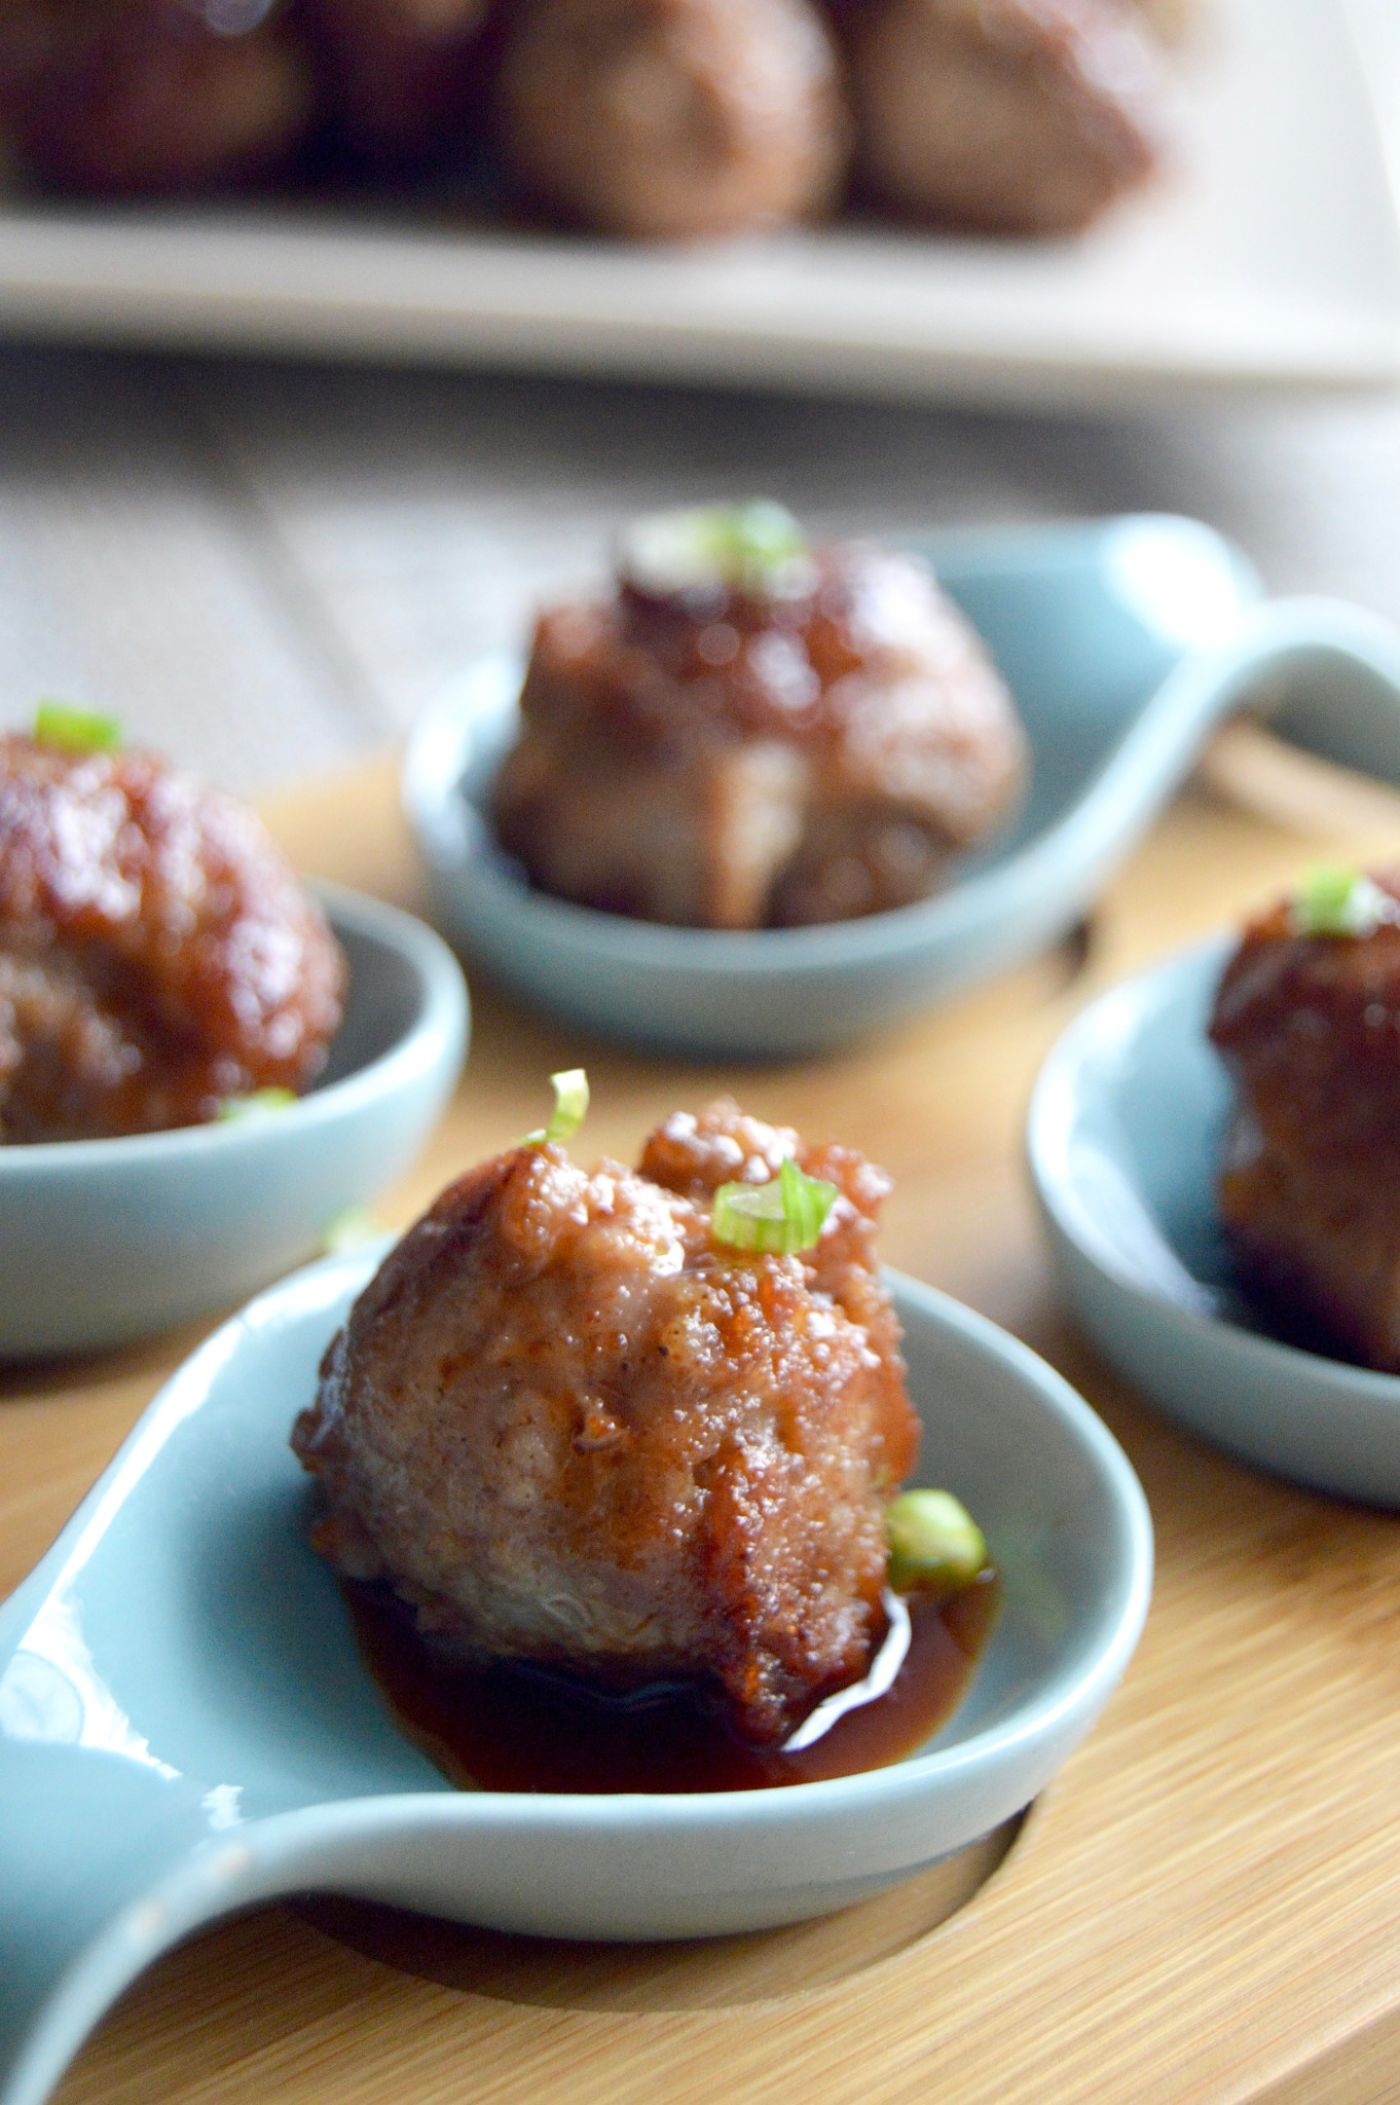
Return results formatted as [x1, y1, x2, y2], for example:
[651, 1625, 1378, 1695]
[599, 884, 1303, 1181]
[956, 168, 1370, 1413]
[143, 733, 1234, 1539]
[1029, 940, 1400, 1507]
[403, 514, 1400, 1058]
[0, 1255, 1150, 2105]
[0, 884, 469, 1358]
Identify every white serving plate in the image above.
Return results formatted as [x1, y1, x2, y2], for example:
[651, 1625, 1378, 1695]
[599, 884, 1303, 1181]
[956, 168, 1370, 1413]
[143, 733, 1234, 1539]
[0, 0, 1394, 405]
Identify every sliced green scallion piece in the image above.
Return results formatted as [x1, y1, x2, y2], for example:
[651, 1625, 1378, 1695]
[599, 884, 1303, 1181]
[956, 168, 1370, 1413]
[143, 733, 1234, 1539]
[216, 1087, 299, 1122]
[711, 1155, 840, 1257]
[885, 1489, 987, 1596]
[322, 1206, 381, 1255]
[620, 501, 810, 599]
[32, 699, 123, 753]
[1291, 863, 1393, 939]
[522, 1068, 590, 1148]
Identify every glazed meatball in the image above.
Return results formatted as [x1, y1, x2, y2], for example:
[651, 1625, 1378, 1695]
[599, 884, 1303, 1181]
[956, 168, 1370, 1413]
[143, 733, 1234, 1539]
[0, 733, 344, 1142]
[495, 0, 847, 240]
[9, 0, 314, 196]
[293, 1099, 919, 1746]
[842, 0, 1166, 236]
[492, 506, 1026, 929]
[299, 0, 493, 165]
[1209, 870, 1400, 1372]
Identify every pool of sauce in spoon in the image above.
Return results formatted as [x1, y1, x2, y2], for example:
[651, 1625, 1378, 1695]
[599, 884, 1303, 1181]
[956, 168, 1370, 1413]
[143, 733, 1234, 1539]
[344, 1573, 999, 1794]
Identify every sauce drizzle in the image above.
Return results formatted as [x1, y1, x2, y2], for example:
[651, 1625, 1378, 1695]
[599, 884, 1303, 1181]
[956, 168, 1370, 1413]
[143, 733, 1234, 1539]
[345, 1573, 999, 1795]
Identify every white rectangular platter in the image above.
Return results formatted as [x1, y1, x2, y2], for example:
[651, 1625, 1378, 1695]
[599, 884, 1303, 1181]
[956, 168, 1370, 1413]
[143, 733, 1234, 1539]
[0, 0, 1395, 407]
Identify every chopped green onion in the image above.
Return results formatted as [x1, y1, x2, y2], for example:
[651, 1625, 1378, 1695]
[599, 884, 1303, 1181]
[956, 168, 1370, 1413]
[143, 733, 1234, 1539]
[216, 1087, 298, 1122]
[711, 1156, 840, 1257]
[32, 699, 122, 753]
[1291, 864, 1393, 939]
[885, 1489, 987, 1596]
[698, 501, 807, 578]
[322, 1206, 380, 1255]
[522, 1068, 590, 1147]
[620, 502, 810, 598]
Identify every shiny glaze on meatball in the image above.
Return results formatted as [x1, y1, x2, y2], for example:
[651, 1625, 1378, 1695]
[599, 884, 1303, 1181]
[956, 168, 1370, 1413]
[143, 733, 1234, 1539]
[9, 0, 314, 195]
[493, 533, 1026, 928]
[293, 1100, 919, 1746]
[842, 0, 1166, 237]
[495, 0, 847, 240]
[0, 734, 344, 1141]
[1210, 873, 1400, 1371]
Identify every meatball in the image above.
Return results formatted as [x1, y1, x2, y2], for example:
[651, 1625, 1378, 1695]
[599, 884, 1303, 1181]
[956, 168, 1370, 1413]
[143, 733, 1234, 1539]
[0, 5, 54, 136]
[842, 0, 1166, 237]
[299, 0, 493, 166]
[9, 0, 314, 196]
[492, 506, 1026, 929]
[495, 0, 848, 240]
[0, 733, 345, 1142]
[293, 1099, 919, 1746]
[1126, 0, 1196, 40]
[1209, 871, 1400, 1372]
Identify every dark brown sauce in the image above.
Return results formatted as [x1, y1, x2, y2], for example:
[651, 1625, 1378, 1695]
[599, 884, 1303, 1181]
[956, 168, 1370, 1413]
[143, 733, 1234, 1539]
[345, 1574, 999, 1795]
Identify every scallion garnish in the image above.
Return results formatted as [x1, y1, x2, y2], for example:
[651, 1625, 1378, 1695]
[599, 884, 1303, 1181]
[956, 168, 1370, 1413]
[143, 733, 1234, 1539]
[33, 699, 122, 754]
[216, 1087, 298, 1122]
[885, 1490, 987, 1595]
[522, 1068, 590, 1147]
[1291, 864, 1393, 939]
[620, 501, 810, 598]
[711, 1156, 839, 1257]
[322, 1206, 380, 1254]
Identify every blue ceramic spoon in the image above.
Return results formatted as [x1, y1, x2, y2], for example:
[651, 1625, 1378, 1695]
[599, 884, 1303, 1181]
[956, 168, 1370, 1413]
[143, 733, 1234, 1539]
[1029, 940, 1400, 1507]
[403, 515, 1400, 1056]
[0, 1255, 1150, 2105]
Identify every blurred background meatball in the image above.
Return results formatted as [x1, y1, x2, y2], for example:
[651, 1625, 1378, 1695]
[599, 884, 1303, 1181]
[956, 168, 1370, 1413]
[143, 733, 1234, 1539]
[0, 0, 1187, 236]
[8, 0, 315, 196]
[299, 0, 494, 167]
[1210, 871, 1400, 1373]
[842, 0, 1166, 236]
[1128, 0, 1197, 40]
[494, 0, 848, 240]
[0, 731, 345, 1141]
[493, 504, 1026, 928]
[294, 1099, 918, 1746]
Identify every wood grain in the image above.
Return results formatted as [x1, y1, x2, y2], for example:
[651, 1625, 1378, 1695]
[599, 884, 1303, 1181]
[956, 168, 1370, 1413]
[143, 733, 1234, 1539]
[10, 340, 1400, 801]
[3, 736, 1399, 2103]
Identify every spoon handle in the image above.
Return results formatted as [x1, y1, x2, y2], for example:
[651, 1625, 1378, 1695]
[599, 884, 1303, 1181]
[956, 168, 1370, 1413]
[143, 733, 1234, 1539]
[1250, 596, 1400, 781]
[1018, 597, 1400, 931]
[0, 1733, 224, 2105]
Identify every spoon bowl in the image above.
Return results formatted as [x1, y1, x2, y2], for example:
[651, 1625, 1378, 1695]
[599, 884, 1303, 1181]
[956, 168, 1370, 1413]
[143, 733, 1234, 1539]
[400, 514, 1400, 1058]
[405, 513, 1268, 1056]
[0, 1255, 1150, 2105]
[0, 884, 470, 1359]
[1029, 940, 1400, 1507]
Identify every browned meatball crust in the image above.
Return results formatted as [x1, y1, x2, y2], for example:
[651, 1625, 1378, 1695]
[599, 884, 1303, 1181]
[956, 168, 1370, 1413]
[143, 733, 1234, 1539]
[495, 0, 848, 240]
[0, 734, 345, 1141]
[493, 530, 1026, 929]
[1209, 873, 1400, 1371]
[9, 0, 314, 196]
[293, 1100, 919, 1746]
[300, 0, 493, 165]
[842, 0, 1166, 236]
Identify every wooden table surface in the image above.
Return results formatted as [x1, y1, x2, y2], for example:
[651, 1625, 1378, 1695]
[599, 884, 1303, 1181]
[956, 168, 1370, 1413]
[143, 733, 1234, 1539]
[2, 733, 1399, 2104]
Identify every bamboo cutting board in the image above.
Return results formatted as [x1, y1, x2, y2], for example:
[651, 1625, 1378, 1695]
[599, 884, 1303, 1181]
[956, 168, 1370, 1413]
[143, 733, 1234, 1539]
[3, 731, 1399, 2105]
